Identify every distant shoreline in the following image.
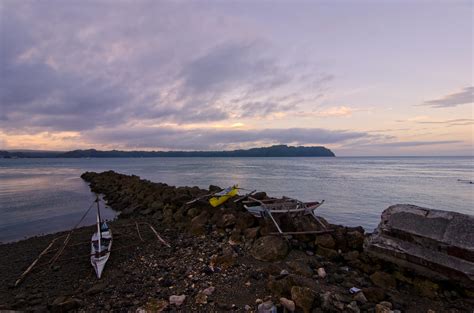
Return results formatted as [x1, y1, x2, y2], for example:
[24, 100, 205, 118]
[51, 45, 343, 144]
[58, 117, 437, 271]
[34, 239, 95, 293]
[0, 145, 336, 158]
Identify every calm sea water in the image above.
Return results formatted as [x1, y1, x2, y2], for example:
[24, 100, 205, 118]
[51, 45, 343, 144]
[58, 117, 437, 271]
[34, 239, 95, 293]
[0, 157, 473, 242]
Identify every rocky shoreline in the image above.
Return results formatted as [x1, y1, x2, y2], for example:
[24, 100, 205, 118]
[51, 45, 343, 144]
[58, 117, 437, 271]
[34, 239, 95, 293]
[0, 170, 472, 312]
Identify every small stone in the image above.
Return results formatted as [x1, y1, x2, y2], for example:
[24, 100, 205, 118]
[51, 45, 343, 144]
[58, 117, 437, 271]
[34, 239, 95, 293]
[280, 297, 295, 312]
[169, 295, 186, 307]
[280, 269, 289, 276]
[244, 304, 252, 311]
[305, 250, 314, 256]
[317, 267, 326, 278]
[202, 286, 215, 296]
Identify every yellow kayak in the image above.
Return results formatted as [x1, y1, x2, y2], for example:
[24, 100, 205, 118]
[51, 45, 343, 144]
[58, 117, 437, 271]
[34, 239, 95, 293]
[209, 185, 239, 207]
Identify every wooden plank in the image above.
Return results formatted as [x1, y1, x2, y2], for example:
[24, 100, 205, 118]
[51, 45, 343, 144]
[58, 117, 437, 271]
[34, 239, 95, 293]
[269, 229, 334, 235]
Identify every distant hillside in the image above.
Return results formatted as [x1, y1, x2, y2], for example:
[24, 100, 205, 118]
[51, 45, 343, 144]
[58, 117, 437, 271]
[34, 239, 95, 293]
[2, 145, 335, 158]
[0, 150, 61, 158]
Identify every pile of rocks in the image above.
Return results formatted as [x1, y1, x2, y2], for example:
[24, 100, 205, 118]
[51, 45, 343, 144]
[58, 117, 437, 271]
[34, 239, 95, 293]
[81, 170, 366, 261]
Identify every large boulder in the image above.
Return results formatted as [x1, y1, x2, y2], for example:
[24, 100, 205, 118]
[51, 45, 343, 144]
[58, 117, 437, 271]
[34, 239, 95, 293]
[251, 236, 289, 261]
[365, 204, 474, 289]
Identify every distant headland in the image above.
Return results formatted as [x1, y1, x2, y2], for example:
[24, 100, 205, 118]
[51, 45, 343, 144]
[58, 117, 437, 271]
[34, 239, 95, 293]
[0, 145, 335, 158]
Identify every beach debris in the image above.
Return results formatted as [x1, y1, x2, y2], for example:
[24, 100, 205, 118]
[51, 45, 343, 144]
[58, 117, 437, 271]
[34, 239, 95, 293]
[317, 267, 327, 278]
[169, 295, 186, 307]
[365, 204, 474, 290]
[280, 297, 296, 312]
[349, 287, 362, 294]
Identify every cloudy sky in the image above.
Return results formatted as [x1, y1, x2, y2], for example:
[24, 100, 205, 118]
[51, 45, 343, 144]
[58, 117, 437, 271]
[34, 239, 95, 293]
[0, 0, 472, 156]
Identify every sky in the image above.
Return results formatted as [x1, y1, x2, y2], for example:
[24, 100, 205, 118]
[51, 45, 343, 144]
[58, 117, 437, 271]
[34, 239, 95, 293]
[0, 0, 473, 156]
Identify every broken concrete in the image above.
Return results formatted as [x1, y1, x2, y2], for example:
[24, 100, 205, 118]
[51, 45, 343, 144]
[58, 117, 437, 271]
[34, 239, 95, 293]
[365, 204, 474, 289]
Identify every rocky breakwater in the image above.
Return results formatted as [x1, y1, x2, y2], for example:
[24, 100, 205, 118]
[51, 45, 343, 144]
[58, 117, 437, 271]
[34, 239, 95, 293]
[77, 171, 474, 312]
[80, 171, 365, 259]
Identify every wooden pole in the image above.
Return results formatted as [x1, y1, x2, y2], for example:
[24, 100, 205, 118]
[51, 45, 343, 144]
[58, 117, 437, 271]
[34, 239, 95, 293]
[145, 223, 171, 247]
[135, 221, 144, 242]
[16, 237, 60, 286]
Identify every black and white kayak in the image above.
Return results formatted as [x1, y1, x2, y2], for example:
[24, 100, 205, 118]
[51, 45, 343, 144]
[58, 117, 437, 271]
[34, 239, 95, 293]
[90, 199, 112, 279]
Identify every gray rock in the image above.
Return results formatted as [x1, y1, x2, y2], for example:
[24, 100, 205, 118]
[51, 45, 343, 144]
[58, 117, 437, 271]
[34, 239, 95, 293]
[365, 204, 474, 289]
[251, 236, 289, 261]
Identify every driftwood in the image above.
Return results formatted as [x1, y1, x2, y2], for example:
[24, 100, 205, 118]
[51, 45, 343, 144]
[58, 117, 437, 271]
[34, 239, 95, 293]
[135, 221, 144, 242]
[145, 223, 171, 247]
[15, 237, 61, 286]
